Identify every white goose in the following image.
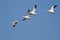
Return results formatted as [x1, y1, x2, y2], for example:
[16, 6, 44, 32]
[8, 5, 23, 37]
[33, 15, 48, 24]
[29, 5, 37, 15]
[47, 5, 57, 14]
[12, 20, 19, 27]
[23, 9, 31, 21]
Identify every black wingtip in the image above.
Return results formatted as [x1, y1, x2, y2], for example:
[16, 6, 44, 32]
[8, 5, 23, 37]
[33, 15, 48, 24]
[54, 5, 57, 8]
[23, 18, 25, 21]
[15, 22, 17, 24]
[28, 9, 30, 12]
[13, 25, 15, 27]
[34, 4, 37, 8]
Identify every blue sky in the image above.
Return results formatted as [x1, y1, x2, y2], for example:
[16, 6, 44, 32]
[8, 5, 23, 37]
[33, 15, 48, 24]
[0, 0, 60, 40]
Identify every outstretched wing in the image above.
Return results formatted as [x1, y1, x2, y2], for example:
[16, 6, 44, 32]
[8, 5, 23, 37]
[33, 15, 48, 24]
[26, 9, 30, 16]
[51, 5, 57, 10]
[31, 5, 37, 12]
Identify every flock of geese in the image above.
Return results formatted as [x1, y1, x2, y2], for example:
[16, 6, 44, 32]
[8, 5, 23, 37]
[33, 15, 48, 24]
[12, 4, 57, 27]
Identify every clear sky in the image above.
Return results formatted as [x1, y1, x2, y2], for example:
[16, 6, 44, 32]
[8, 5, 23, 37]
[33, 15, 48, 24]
[0, 0, 60, 40]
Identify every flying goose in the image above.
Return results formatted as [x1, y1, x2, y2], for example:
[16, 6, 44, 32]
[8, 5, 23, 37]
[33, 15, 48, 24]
[12, 20, 19, 27]
[47, 5, 57, 14]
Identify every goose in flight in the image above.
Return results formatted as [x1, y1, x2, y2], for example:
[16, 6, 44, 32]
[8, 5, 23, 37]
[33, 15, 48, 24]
[23, 9, 31, 21]
[12, 20, 19, 27]
[47, 5, 57, 14]
[29, 5, 37, 15]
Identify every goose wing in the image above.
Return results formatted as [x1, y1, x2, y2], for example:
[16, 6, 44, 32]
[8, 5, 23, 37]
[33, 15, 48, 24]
[26, 9, 30, 16]
[31, 5, 37, 12]
[51, 5, 57, 10]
